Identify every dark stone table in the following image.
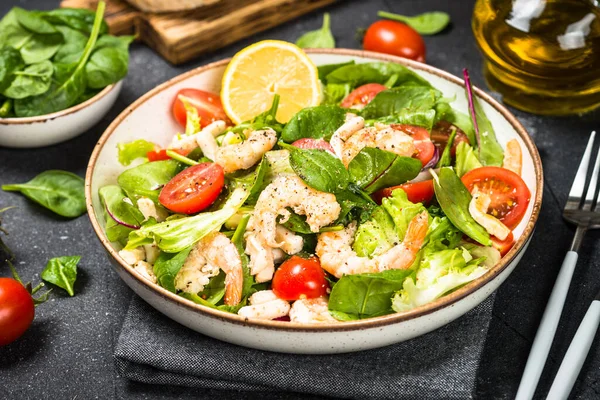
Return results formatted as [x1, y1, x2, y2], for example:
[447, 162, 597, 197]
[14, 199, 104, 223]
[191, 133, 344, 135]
[1, 0, 599, 398]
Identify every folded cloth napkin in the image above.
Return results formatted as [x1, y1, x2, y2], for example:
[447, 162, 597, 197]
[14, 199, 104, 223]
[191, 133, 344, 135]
[115, 295, 494, 399]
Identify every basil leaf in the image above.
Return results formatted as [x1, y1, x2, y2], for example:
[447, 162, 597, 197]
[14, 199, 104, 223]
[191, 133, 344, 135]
[377, 11, 450, 35]
[2, 170, 85, 218]
[2, 60, 53, 99]
[296, 13, 335, 49]
[153, 247, 192, 292]
[41, 255, 81, 296]
[432, 167, 491, 246]
[348, 147, 422, 194]
[0, 47, 24, 92]
[117, 159, 182, 203]
[117, 139, 156, 166]
[317, 60, 354, 81]
[281, 105, 346, 143]
[360, 86, 441, 119]
[324, 62, 430, 88]
[99, 185, 145, 242]
[287, 147, 349, 193]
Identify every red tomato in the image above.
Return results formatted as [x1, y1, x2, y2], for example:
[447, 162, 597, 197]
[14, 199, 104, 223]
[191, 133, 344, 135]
[491, 231, 515, 257]
[340, 83, 387, 108]
[363, 20, 426, 62]
[172, 89, 229, 128]
[159, 163, 225, 214]
[373, 180, 435, 205]
[292, 138, 335, 153]
[147, 148, 188, 162]
[0, 278, 34, 346]
[430, 121, 470, 156]
[461, 166, 531, 229]
[272, 256, 329, 301]
[391, 124, 436, 167]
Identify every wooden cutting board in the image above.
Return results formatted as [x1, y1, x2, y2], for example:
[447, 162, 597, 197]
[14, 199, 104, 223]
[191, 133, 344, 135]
[60, 0, 337, 64]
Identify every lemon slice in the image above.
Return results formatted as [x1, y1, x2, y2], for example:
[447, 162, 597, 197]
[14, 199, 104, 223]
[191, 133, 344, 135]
[221, 40, 321, 124]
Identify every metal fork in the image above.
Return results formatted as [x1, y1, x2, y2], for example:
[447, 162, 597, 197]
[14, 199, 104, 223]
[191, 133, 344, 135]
[516, 131, 600, 400]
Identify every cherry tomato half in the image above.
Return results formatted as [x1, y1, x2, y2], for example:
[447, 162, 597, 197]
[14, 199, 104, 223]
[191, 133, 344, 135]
[461, 166, 531, 229]
[272, 256, 329, 301]
[373, 179, 435, 205]
[391, 124, 436, 167]
[172, 89, 229, 129]
[340, 83, 387, 109]
[363, 20, 426, 62]
[147, 148, 188, 162]
[159, 163, 225, 214]
[292, 138, 335, 154]
[0, 278, 34, 346]
[430, 121, 470, 156]
[491, 231, 515, 257]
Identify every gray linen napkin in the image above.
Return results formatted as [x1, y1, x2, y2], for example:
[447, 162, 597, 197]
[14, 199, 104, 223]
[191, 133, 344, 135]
[115, 295, 494, 399]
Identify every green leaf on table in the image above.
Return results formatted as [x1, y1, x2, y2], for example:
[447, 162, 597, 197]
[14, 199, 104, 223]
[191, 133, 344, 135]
[281, 105, 346, 143]
[2, 170, 85, 218]
[2, 60, 53, 99]
[41, 255, 81, 296]
[296, 13, 335, 49]
[377, 11, 450, 35]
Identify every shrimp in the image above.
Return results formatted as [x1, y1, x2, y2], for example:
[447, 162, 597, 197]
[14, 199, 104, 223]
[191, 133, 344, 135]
[169, 120, 226, 156]
[373, 127, 416, 158]
[502, 139, 522, 175]
[316, 211, 429, 278]
[237, 290, 290, 320]
[175, 232, 243, 306]
[215, 128, 277, 173]
[133, 261, 157, 284]
[330, 116, 365, 159]
[137, 197, 168, 222]
[340, 127, 377, 167]
[289, 297, 338, 324]
[469, 188, 511, 240]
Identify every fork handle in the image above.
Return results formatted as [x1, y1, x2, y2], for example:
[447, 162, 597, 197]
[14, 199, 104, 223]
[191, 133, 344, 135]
[515, 251, 579, 400]
[546, 300, 600, 400]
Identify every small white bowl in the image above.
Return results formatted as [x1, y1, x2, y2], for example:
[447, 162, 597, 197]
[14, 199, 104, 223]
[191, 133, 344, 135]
[0, 81, 122, 148]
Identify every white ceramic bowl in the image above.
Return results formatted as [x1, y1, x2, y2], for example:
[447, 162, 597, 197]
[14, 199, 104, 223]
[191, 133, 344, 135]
[0, 81, 122, 148]
[86, 50, 543, 354]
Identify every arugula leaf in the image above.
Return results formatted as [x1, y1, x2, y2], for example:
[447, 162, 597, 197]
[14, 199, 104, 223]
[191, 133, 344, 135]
[41, 255, 81, 296]
[153, 248, 192, 292]
[117, 139, 156, 166]
[377, 11, 450, 35]
[359, 85, 441, 119]
[296, 13, 335, 49]
[117, 159, 182, 202]
[284, 145, 349, 193]
[281, 105, 346, 143]
[2, 170, 85, 218]
[1, 60, 53, 99]
[324, 62, 430, 88]
[317, 60, 354, 81]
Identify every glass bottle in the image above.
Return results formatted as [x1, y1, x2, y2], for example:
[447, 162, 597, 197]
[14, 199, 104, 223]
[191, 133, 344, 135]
[472, 0, 600, 115]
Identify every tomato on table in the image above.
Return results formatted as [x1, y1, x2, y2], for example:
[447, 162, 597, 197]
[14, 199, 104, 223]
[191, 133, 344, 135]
[340, 83, 387, 109]
[272, 256, 329, 301]
[391, 124, 436, 167]
[0, 278, 34, 346]
[172, 88, 229, 128]
[147, 148, 188, 162]
[372, 179, 435, 205]
[430, 121, 470, 156]
[292, 138, 335, 153]
[363, 20, 426, 62]
[461, 166, 531, 229]
[491, 231, 515, 257]
[159, 163, 225, 214]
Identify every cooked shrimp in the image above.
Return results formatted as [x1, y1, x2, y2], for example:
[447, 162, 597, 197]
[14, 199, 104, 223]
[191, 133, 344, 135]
[119, 247, 146, 265]
[289, 297, 338, 323]
[237, 290, 290, 320]
[340, 127, 377, 167]
[253, 175, 341, 247]
[168, 120, 226, 156]
[316, 211, 429, 278]
[215, 128, 277, 173]
[469, 188, 511, 240]
[275, 225, 304, 255]
[133, 261, 157, 284]
[502, 139, 522, 175]
[374, 127, 416, 158]
[330, 116, 365, 159]
[175, 232, 243, 306]
[137, 197, 168, 222]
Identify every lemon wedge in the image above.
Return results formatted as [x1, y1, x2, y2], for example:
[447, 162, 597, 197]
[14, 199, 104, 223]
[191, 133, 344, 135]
[221, 40, 321, 124]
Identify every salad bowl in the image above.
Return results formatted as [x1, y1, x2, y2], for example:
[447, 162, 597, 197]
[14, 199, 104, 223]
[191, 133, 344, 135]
[86, 49, 542, 354]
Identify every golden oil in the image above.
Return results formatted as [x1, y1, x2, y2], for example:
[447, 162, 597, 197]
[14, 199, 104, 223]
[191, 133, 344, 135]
[472, 0, 600, 115]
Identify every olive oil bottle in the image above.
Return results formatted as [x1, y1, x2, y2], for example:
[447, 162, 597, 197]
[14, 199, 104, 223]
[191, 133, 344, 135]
[472, 0, 600, 115]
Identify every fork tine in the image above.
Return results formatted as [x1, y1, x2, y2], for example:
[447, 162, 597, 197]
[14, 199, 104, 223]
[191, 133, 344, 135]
[565, 131, 596, 211]
[586, 132, 600, 211]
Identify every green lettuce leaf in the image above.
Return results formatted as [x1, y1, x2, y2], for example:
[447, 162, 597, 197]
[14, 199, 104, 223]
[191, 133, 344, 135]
[455, 141, 483, 177]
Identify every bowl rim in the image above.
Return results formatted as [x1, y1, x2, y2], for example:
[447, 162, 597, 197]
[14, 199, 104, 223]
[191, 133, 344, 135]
[85, 48, 543, 332]
[0, 81, 119, 124]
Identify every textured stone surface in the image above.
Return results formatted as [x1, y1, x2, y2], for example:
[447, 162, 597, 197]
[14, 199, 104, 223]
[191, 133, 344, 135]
[1, 0, 599, 399]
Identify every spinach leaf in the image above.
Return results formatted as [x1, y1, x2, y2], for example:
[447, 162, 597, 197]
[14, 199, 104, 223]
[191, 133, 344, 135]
[284, 145, 349, 193]
[322, 82, 351, 105]
[0, 47, 24, 92]
[324, 62, 430, 88]
[153, 247, 192, 292]
[13, 8, 57, 35]
[20, 33, 63, 65]
[432, 167, 491, 246]
[117, 139, 156, 166]
[85, 35, 134, 89]
[0, 10, 33, 50]
[41, 8, 109, 35]
[334, 189, 376, 225]
[377, 11, 450, 35]
[360, 86, 441, 119]
[328, 269, 413, 319]
[366, 108, 436, 131]
[434, 101, 475, 145]
[348, 147, 421, 194]
[0, 98, 13, 117]
[41, 255, 81, 296]
[117, 160, 181, 203]
[14, 1, 105, 117]
[317, 60, 354, 81]
[99, 185, 145, 242]
[296, 13, 335, 49]
[281, 105, 346, 143]
[53, 25, 88, 63]
[277, 211, 312, 234]
[2, 170, 85, 218]
[2, 60, 53, 99]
